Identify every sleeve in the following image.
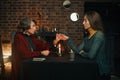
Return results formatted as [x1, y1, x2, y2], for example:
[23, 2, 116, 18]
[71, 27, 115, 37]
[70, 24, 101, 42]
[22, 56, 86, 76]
[31, 36, 50, 51]
[80, 34, 104, 59]
[67, 36, 79, 53]
[14, 34, 40, 59]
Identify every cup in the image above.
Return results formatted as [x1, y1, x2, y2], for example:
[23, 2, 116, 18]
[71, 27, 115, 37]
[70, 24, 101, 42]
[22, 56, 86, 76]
[69, 49, 75, 61]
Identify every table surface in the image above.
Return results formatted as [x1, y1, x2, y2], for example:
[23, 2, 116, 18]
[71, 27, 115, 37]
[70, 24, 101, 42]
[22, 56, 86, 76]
[20, 53, 100, 80]
[25, 52, 95, 62]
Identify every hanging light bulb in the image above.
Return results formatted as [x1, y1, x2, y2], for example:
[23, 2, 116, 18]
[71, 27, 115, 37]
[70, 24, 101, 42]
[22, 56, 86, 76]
[63, 0, 71, 9]
[70, 12, 79, 22]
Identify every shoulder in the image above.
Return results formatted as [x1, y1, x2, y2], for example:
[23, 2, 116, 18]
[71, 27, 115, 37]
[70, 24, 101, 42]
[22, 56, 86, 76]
[15, 32, 22, 36]
[93, 31, 105, 42]
[14, 32, 25, 39]
[95, 31, 104, 38]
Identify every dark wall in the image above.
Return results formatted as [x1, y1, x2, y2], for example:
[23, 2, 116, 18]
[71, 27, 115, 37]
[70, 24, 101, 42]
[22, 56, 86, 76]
[84, 2, 120, 33]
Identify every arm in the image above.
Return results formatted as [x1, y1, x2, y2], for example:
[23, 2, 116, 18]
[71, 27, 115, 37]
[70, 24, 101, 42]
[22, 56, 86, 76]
[31, 35, 50, 55]
[80, 33, 105, 59]
[68, 37, 80, 53]
[57, 33, 82, 54]
[14, 34, 40, 59]
[32, 36, 50, 50]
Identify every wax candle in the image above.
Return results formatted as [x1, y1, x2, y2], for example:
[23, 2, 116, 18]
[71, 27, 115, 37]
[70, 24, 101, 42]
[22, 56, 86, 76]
[58, 43, 61, 56]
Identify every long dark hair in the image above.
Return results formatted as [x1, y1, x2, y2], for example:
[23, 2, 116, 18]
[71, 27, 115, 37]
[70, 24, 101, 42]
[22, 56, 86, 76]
[84, 11, 104, 32]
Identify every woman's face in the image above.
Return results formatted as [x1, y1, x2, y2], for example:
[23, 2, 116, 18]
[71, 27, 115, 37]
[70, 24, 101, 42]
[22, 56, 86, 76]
[83, 16, 91, 30]
[27, 21, 37, 35]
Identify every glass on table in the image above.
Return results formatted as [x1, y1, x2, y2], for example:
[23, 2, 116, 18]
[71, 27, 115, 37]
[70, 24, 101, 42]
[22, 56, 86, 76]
[69, 49, 75, 61]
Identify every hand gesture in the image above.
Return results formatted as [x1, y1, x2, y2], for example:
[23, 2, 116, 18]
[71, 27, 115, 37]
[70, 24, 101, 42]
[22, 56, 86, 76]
[56, 34, 61, 41]
[54, 33, 69, 45]
[58, 33, 69, 40]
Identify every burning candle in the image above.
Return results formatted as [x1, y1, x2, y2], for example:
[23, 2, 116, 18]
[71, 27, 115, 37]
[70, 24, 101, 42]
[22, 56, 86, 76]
[58, 43, 61, 56]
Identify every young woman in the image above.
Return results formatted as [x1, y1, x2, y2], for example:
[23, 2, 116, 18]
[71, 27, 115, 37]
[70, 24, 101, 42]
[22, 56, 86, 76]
[67, 11, 111, 80]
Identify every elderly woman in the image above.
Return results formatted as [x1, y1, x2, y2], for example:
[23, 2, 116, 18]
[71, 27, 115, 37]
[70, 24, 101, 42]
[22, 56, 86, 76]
[11, 17, 68, 80]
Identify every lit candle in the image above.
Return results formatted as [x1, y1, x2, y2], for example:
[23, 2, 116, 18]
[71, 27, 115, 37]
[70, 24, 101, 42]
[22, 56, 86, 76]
[54, 28, 56, 32]
[58, 43, 61, 56]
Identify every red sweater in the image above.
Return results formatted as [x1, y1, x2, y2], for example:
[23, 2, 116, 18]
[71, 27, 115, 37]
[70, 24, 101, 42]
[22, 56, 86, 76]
[12, 32, 50, 80]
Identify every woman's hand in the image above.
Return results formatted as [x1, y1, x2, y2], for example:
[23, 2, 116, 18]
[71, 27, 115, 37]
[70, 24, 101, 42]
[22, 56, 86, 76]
[53, 34, 62, 45]
[59, 33, 69, 40]
[41, 50, 50, 56]
[56, 33, 69, 41]
[56, 34, 61, 41]
[53, 33, 69, 46]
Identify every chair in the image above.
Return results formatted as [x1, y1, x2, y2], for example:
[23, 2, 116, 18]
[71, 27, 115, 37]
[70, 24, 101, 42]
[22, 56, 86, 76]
[0, 35, 5, 80]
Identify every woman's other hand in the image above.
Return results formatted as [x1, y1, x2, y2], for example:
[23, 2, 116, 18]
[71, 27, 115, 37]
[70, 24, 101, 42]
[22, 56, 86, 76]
[41, 50, 50, 56]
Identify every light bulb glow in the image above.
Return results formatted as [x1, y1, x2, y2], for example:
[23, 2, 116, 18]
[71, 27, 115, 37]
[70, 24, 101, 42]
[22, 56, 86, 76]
[70, 12, 79, 22]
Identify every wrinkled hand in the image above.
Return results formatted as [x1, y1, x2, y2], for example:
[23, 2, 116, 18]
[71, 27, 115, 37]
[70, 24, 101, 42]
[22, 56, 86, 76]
[56, 34, 61, 41]
[54, 33, 69, 46]
[56, 33, 69, 41]
[41, 50, 50, 56]
[59, 33, 69, 40]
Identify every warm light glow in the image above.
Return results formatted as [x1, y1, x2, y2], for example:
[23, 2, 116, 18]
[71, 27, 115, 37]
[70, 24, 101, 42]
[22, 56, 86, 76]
[2, 43, 12, 57]
[4, 62, 12, 73]
[2, 42, 12, 73]
[70, 12, 79, 22]
[2, 43, 12, 63]
[3, 55, 10, 58]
